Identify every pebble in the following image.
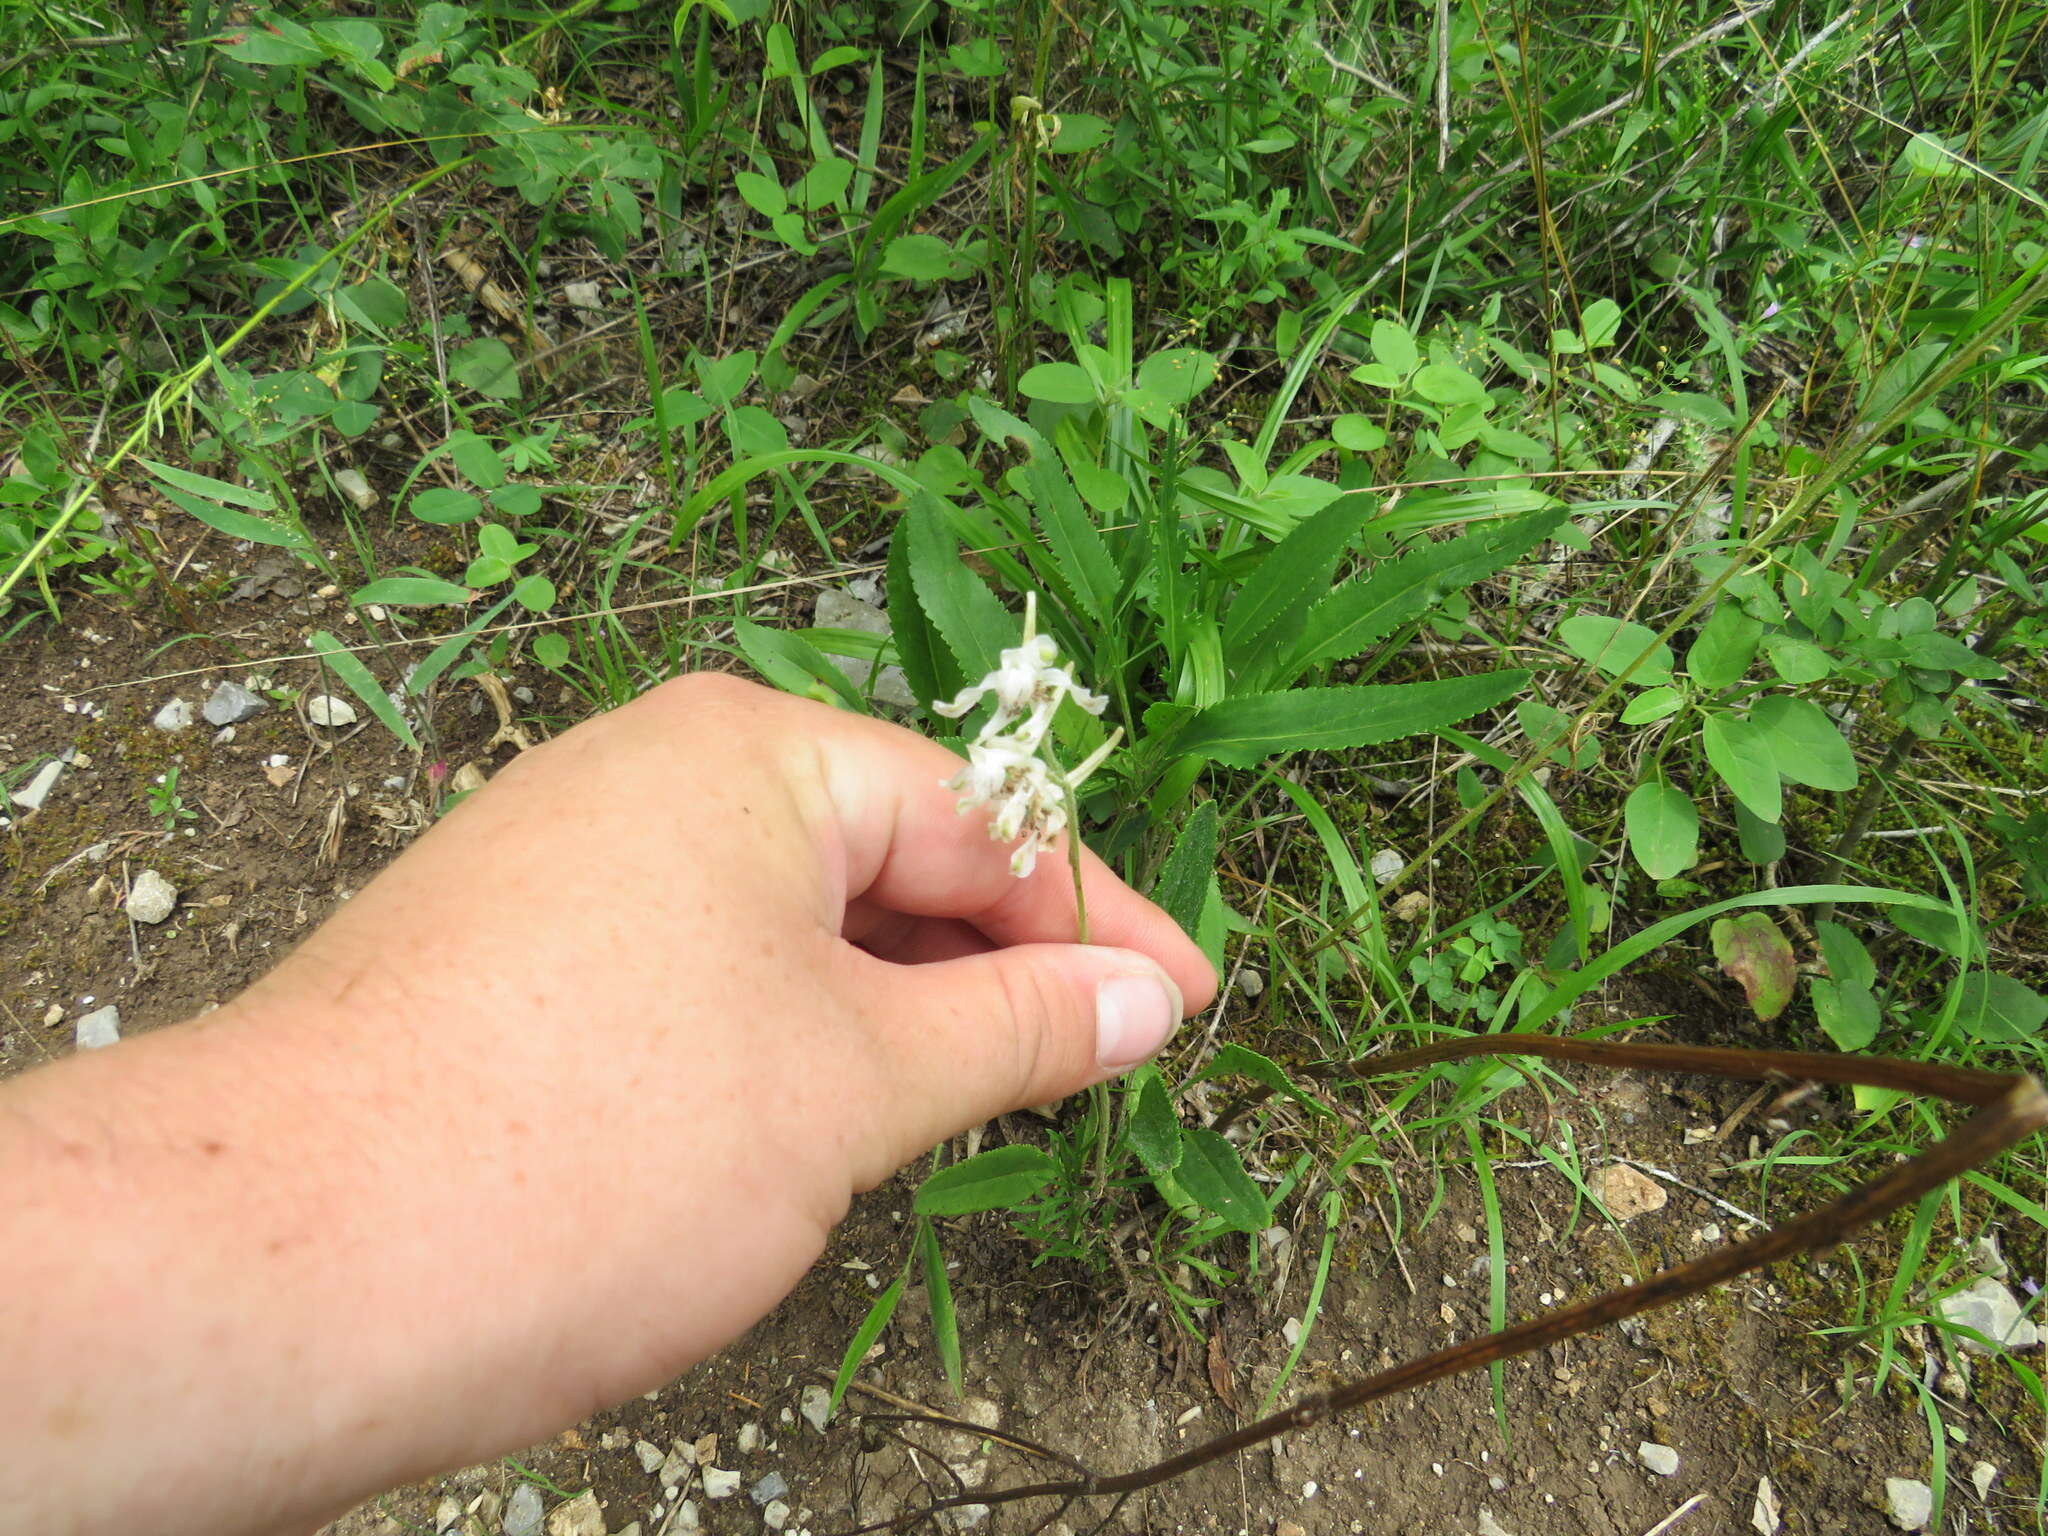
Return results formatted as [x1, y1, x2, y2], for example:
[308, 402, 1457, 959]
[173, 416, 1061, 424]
[763, 1499, 791, 1532]
[1885, 1478, 1932, 1530]
[1593, 1164, 1668, 1221]
[812, 589, 917, 707]
[1276, 1523, 1307, 1536]
[126, 869, 178, 925]
[434, 1493, 462, 1531]
[203, 679, 267, 726]
[1936, 1277, 2041, 1353]
[75, 1005, 120, 1051]
[1476, 1511, 1515, 1536]
[503, 1482, 544, 1536]
[11, 755, 68, 811]
[1370, 848, 1404, 885]
[1972, 1462, 1998, 1498]
[799, 1384, 832, 1433]
[545, 1491, 605, 1536]
[1637, 1442, 1679, 1476]
[634, 1439, 664, 1475]
[701, 1468, 741, 1500]
[1236, 968, 1265, 1001]
[750, 1471, 789, 1505]
[1752, 1474, 1782, 1534]
[333, 468, 377, 510]
[563, 281, 603, 310]
[153, 698, 193, 732]
[737, 1421, 762, 1455]
[305, 693, 358, 728]
[658, 1443, 694, 1489]
[673, 1501, 699, 1531]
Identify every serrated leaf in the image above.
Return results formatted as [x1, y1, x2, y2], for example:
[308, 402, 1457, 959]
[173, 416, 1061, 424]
[903, 498, 1011, 693]
[1750, 695, 1858, 791]
[1625, 779, 1698, 880]
[912, 1144, 1059, 1216]
[1022, 451, 1117, 625]
[1222, 490, 1379, 684]
[1126, 1068, 1182, 1179]
[886, 528, 945, 706]
[1175, 1127, 1269, 1233]
[1711, 911, 1796, 1021]
[1151, 800, 1218, 941]
[1173, 673, 1527, 769]
[1702, 711, 1782, 822]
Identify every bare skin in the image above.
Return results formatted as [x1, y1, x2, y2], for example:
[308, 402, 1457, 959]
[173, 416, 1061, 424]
[0, 674, 1215, 1536]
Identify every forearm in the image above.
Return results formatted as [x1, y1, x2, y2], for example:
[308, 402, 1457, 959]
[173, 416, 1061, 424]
[0, 969, 823, 1536]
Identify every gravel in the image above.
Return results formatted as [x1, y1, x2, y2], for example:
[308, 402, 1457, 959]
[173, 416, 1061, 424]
[11, 755, 69, 812]
[799, 1384, 832, 1433]
[203, 679, 267, 726]
[763, 1500, 791, 1532]
[1636, 1442, 1679, 1476]
[750, 1472, 789, 1506]
[1885, 1478, 1932, 1531]
[545, 1490, 606, 1536]
[125, 869, 178, 925]
[153, 698, 193, 732]
[635, 1439, 664, 1475]
[503, 1482, 544, 1536]
[700, 1468, 741, 1500]
[305, 693, 358, 728]
[658, 1443, 694, 1489]
[74, 1005, 120, 1051]
[1936, 1277, 2041, 1353]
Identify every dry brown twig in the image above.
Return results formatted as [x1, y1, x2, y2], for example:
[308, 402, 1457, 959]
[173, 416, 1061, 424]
[832, 1035, 2047, 1534]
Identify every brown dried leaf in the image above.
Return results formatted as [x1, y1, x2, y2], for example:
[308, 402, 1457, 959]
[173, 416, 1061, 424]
[1711, 912, 1797, 1021]
[1205, 1327, 1237, 1413]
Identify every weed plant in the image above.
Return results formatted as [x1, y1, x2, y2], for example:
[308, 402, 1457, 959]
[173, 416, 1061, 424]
[3, 0, 2046, 1514]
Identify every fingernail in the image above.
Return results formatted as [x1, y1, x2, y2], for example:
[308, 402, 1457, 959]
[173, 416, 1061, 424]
[1096, 971, 1182, 1070]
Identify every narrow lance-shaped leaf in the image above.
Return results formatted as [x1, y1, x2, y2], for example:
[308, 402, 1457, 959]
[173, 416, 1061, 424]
[1151, 800, 1218, 942]
[1168, 672, 1528, 769]
[1222, 490, 1379, 683]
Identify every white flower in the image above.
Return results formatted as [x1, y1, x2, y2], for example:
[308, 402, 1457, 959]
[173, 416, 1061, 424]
[932, 594, 1107, 751]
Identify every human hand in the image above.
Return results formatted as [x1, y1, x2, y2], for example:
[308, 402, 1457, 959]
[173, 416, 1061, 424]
[3, 673, 1215, 1536]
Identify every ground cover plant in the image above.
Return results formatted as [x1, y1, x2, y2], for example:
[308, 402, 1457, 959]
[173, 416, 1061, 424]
[3, 0, 2047, 1530]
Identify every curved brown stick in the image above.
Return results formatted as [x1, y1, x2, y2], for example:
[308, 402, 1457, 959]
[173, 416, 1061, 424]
[840, 1038, 2048, 1534]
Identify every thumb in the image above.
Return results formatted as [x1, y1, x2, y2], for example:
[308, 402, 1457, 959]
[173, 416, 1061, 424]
[874, 944, 1187, 1153]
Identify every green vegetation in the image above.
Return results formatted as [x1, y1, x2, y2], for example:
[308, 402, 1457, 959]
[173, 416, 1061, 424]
[4, 0, 2045, 1512]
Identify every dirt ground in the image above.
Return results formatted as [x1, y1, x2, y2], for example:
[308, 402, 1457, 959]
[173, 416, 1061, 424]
[4, 585, 2043, 1536]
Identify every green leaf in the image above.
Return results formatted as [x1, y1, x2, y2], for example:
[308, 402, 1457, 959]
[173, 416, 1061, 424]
[411, 487, 484, 524]
[879, 233, 961, 281]
[153, 484, 310, 554]
[139, 457, 274, 510]
[1580, 299, 1622, 348]
[1411, 362, 1488, 406]
[1954, 972, 2048, 1043]
[1370, 318, 1418, 375]
[446, 430, 507, 488]
[1710, 911, 1796, 1022]
[1558, 613, 1674, 685]
[1734, 801, 1786, 863]
[511, 574, 555, 612]
[1126, 1068, 1182, 1179]
[827, 1268, 903, 1419]
[1045, 112, 1112, 152]
[351, 576, 471, 607]
[1894, 903, 1980, 961]
[912, 1144, 1059, 1216]
[335, 276, 408, 331]
[309, 631, 418, 751]
[1172, 673, 1528, 769]
[1224, 491, 1380, 682]
[1812, 977, 1881, 1051]
[1685, 604, 1759, 688]
[1151, 800, 1219, 942]
[1816, 920, 1877, 990]
[1620, 686, 1685, 725]
[490, 484, 542, 517]
[1762, 634, 1833, 684]
[732, 619, 868, 711]
[448, 337, 521, 399]
[1017, 362, 1097, 404]
[1175, 1127, 1269, 1233]
[1625, 780, 1699, 880]
[1022, 452, 1117, 626]
[916, 1219, 963, 1397]
[1133, 348, 1217, 408]
[1195, 1043, 1334, 1120]
[886, 529, 944, 706]
[903, 498, 1011, 694]
[533, 632, 570, 669]
[1290, 508, 1566, 678]
[1750, 695, 1858, 791]
[1702, 711, 1782, 822]
[1330, 414, 1387, 452]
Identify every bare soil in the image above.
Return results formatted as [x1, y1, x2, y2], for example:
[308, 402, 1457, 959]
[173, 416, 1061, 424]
[4, 586, 2042, 1536]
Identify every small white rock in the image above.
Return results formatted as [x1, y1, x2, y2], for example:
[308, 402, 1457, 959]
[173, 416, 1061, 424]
[1752, 1474, 1782, 1535]
[658, 1444, 694, 1489]
[1885, 1477, 1932, 1530]
[563, 281, 603, 310]
[333, 468, 377, 510]
[153, 698, 193, 732]
[799, 1384, 831, 1433]
[305, 693, 358, 728]
[763, 1500, 790, 1532]
[701, 1467, 741, 1500]
[1971, 1461, 1998, 1498]
[434, 1493, 462, 1531]
[126, 869, 178, 925]
[634, 1439, 664, 1475]
[1370, 848, 1404, 885]
[75, 1005, 120, 1051]
[1937, 1277, 2041, 1353]
[1637, 1442, 1680, 1476]
[673, 1501, 699, 1531]
[736, 1421, 762, 1455]
[1476, 1511, 1516, 1536]
[202, 679, 267, 726]
[1593, 1164, 1668, 1221]
[11, 755, 68, 811]
[503, 1482, 544, 1536]
[1237, 968, 1265, 1001]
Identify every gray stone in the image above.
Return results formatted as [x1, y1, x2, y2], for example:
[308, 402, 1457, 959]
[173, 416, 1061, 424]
[503, 1482, 545, 1536]
[11, 755, 68, 811]
[153, 698, 193, 732]
[1885, 1478, 1932, 1530]
[658, 1443, 694, 1489]
[545, 1490, 606, 1536]
[750, 1472, 789, 1506]
[434, 1493, 463, 1531]
[1937, 1277, 2041, 1353]
[1636, 1442, 1679, 1476]
[1972, 1462, 1997, 1498]
[634, 1439, 664, 1475]
[763, 1500, 790, 1532]
[1236, 968, 1265, 1001]
[126, 870, 178, 926]
[701, 1468, 741, 1500]
[75, 1005, 120, 1051]
[799, 1384, 832, 1434]
[202, 679, 266, 726]
[673, 1502, 699, 1531]
[736, 1421, 762, 1455]
[812, 589, 917, 707]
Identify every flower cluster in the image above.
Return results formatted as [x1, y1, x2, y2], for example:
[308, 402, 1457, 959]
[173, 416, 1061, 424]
[936, 595, 1119, 878]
